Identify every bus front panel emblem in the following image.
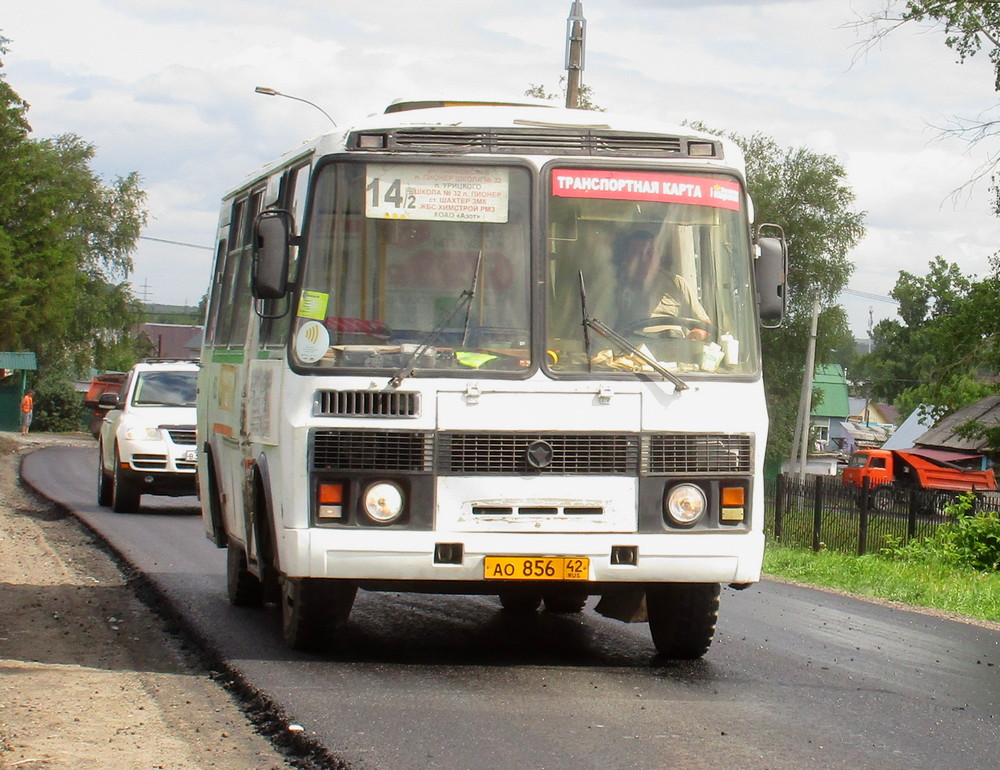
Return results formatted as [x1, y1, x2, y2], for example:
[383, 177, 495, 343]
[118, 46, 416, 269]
[526, 440, 554, 469]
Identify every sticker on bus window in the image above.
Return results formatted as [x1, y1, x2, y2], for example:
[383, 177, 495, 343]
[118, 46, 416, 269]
[366, 164, 509, 223]
[295, 320, 330, 364]
[551, 169, 741, 211]
[297, 290, 329, 320]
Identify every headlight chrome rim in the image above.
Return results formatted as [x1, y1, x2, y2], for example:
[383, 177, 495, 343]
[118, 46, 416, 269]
[664, 483, 707, 527]
[362, 481, 405, 524]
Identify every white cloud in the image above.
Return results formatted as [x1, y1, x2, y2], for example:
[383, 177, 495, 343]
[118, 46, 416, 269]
[3, 0, 1000, 328]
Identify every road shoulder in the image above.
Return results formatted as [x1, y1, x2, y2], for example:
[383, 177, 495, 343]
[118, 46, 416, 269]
[0, 432, 292, 770]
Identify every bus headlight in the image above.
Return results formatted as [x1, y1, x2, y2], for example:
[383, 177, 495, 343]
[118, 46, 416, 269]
[362, 481, 405, 524]
[664, 484, 706, 526]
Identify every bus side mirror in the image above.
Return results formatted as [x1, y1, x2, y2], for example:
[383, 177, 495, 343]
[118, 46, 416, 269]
[252, 209, 294, 300]
[754, 223, 787, 329]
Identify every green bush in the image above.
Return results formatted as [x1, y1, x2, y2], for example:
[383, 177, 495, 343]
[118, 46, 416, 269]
[882, 494, 1000, 572]
[32, 379, 84, 433]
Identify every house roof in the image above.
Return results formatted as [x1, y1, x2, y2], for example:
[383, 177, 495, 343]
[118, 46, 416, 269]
[811, 363, 850, 419]
[138, 324, 203, 360]
[915, 394, 1000, 453]
[0, 352, 38, 370]
[882, 408, 935, 450]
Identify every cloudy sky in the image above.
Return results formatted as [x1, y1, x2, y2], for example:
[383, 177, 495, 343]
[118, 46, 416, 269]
[4, 0, 1000, 336]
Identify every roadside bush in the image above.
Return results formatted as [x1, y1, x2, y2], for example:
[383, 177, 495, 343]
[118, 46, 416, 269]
[32, 379, 83, 433]
[882, 494, 1000, 572]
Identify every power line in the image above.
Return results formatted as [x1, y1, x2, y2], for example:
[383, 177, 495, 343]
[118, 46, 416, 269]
[843, 287, 899, 304]
[139, 235, 213, 251]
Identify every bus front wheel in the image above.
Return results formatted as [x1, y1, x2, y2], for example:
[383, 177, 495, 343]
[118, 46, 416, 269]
[281, 577, 356, 652]
[646, 583, 720, 660]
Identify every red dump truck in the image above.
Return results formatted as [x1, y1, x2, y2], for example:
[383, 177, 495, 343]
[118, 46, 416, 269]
[842, 447, 996, 512]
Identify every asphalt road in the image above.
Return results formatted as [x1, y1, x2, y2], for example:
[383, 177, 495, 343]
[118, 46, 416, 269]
[22, 444, 1000, 770]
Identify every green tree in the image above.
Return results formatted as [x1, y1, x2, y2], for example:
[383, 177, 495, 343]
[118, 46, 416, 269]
[732, 132, 865, 464]
[855, 255, 1000, 424]
[525, 78, 606, 111]
[0, 36, 148, 383]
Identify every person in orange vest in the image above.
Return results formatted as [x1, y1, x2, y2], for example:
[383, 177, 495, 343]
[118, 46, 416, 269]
[20, 390, 34, 436]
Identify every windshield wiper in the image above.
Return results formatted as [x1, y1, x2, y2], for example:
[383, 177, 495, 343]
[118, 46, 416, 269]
[389, 251, 484, 388]
[578, 270, 688, 392]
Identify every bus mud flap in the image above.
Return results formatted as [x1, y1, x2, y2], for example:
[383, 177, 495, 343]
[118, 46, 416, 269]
[595, 589, 647, 623]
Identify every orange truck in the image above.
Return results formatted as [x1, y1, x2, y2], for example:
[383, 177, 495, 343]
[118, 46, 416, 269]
[84, 372, 126, 437]
[843, 448, 995, 511]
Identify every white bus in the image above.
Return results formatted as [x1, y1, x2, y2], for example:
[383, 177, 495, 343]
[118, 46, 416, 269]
[198, 98, 786, 658]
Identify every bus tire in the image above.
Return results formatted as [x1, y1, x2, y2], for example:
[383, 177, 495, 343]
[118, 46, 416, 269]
[646, 583, 720, 660]
[543, 593, 587, 613]
[281, 577, 356, 652]
[227, 544, 264, 607]
[498, 591, 542, 613]
[111, 447, 141, 513]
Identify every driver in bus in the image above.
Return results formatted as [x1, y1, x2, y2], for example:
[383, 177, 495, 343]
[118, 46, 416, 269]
[613, 229, 712, 341]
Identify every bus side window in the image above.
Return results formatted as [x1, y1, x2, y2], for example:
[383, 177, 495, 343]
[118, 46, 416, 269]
[214, 199, 245, 345]
[204, 239, 227, 346]
[227, 189, 264, 346]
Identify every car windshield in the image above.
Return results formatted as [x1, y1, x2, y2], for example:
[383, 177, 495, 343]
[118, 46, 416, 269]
[132, 371, 198, 407]
[545, 167, 760, 377]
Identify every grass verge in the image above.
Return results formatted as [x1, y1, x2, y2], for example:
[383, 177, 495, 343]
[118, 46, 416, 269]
[763, 542, 1000, 625]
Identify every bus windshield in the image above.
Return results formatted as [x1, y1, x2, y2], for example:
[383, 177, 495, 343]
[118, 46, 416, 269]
[293, 160, 532, 375]
[545, 167, 760, 376]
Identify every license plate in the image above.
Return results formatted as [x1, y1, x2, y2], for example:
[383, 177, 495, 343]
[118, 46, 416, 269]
[184, 449, 198, 462]
[484, 556, 589, 581]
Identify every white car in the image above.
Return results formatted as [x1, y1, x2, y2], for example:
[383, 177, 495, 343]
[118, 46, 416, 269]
[97, 360, 199, 512]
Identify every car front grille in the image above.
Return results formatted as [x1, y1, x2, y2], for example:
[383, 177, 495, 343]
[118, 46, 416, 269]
[164, 427, 197, 445]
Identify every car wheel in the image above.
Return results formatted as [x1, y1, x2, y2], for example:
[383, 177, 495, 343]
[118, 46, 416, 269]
[281, 577, 356, 652]
[646, 583, 720, 660]
[96, 441, 113, 506]
[111, 447, 141, 513]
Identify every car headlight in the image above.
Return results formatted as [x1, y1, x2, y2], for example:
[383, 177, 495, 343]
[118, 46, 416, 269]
[124, 426, 162, 442]
[362, 481, 405, 524]
[664, 484, 706, 526]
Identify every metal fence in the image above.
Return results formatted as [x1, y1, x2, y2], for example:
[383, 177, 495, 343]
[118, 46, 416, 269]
[764, 474, 1000, 555]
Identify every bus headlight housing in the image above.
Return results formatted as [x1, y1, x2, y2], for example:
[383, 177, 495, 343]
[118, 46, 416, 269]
[664, 484, 706, 527]
[362, 481, 405, 524]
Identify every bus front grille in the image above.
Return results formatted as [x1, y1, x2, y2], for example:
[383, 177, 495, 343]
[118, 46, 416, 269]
[438, 432, 639, 475]
[309, 430, 752, 476]
[315, 390, 420, 418]
[312, 430, 432, 472]
[646, 433, 753, 474]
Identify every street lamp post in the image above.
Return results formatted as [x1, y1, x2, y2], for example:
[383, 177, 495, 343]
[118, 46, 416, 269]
[254, 86, 337, 126]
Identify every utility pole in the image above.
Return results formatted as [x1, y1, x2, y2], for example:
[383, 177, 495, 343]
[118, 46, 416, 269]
[565, 1, 586, 109]
[792, 292, 821, 481]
